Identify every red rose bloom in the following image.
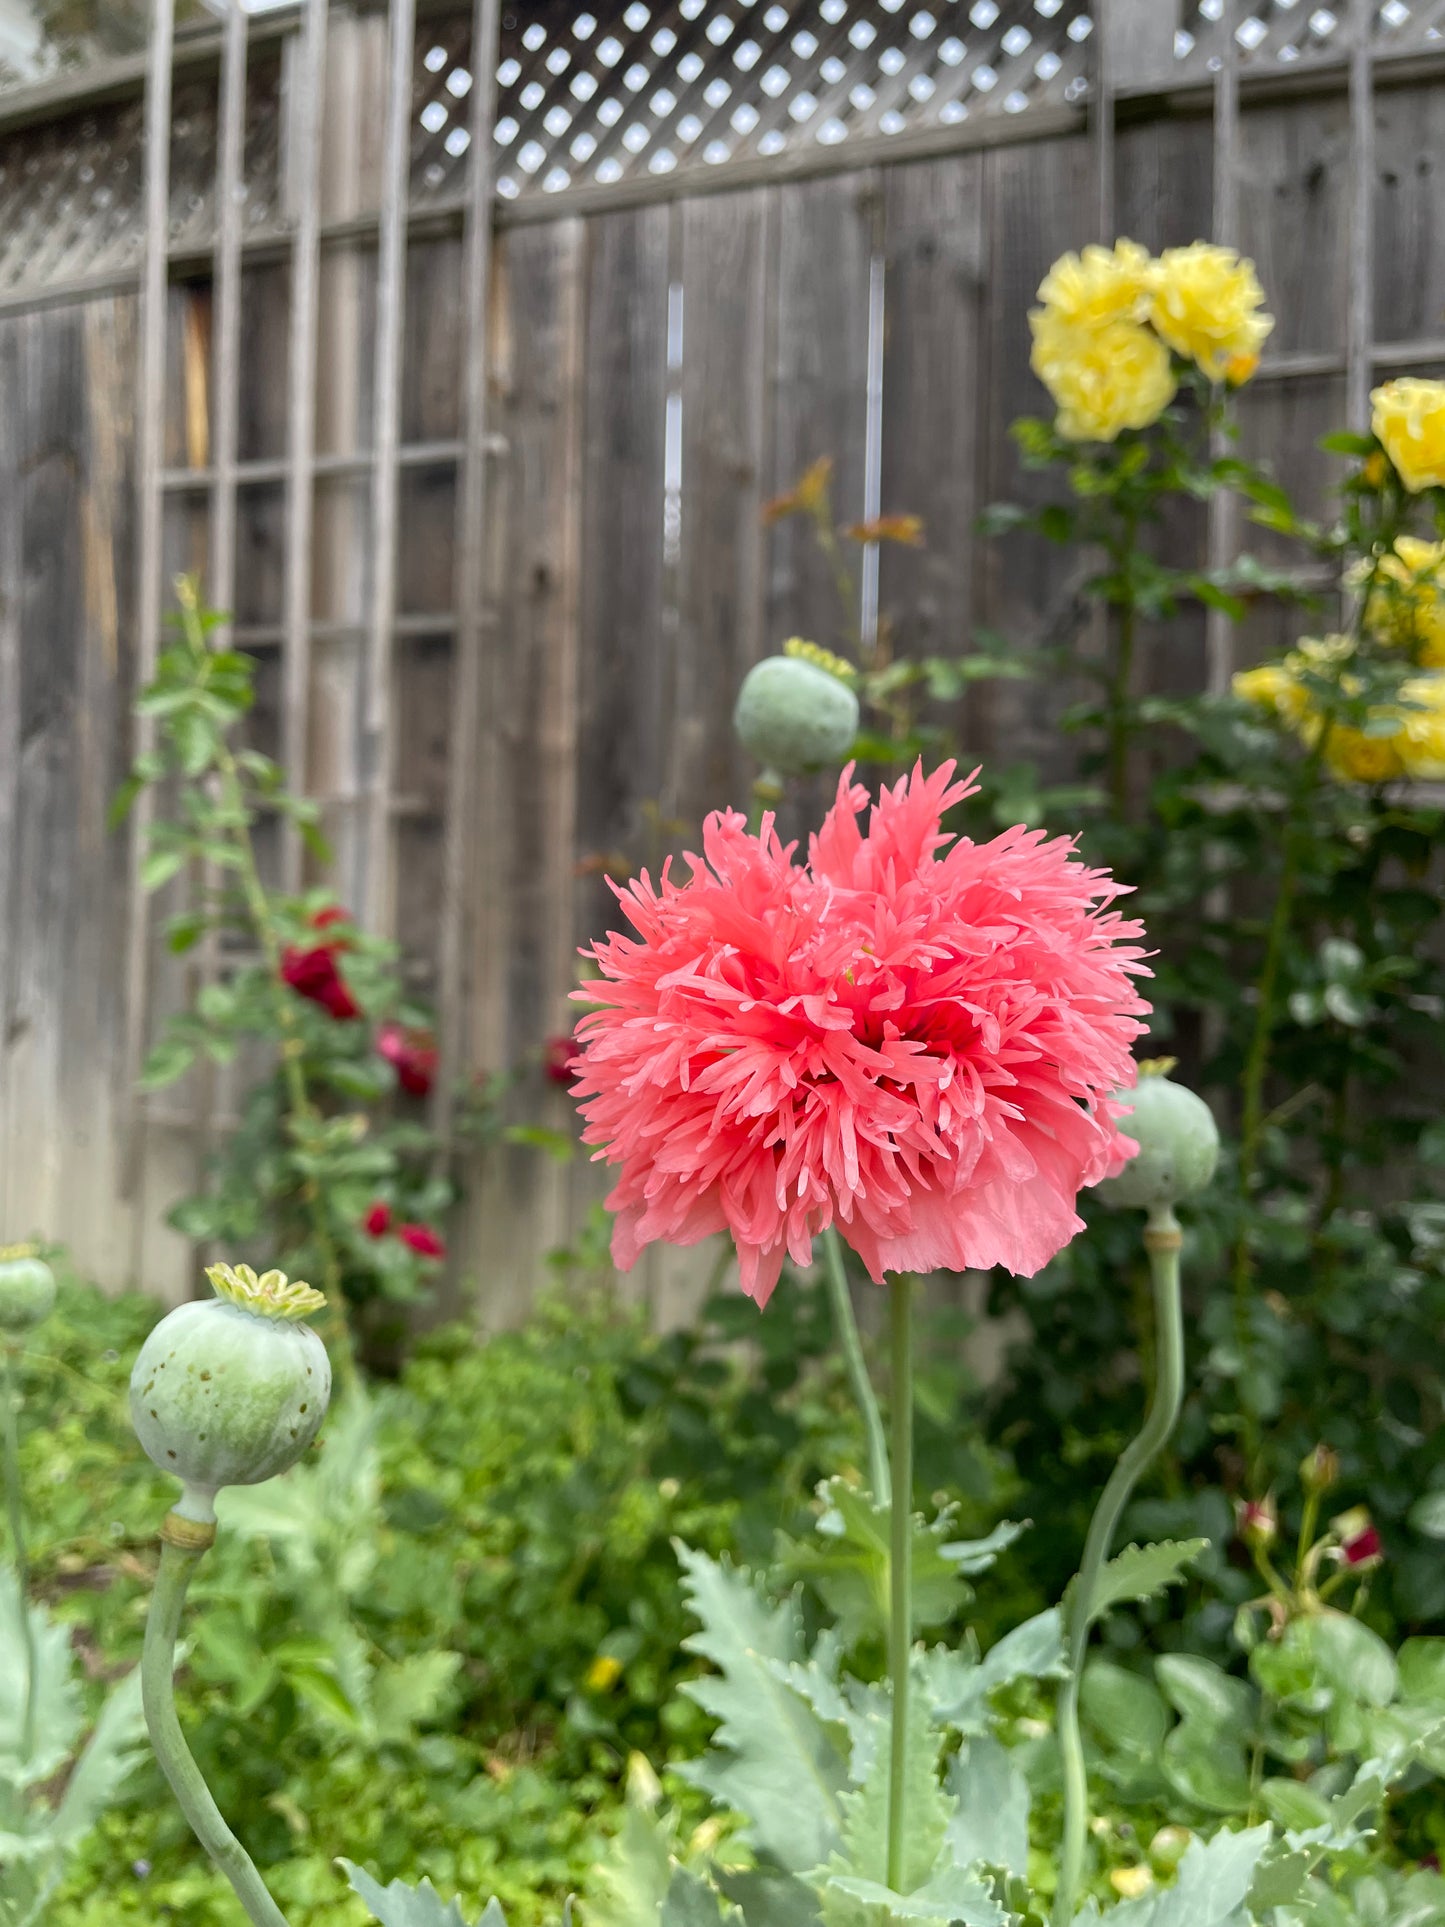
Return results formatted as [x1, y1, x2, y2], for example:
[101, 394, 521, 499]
[363, 1202, 392, 1238]
[543, 1035, 578, 1087]
[281, 908, 360, 1021]
[398, 1222, 446, 1259]
[378, 1023, 439, 1097]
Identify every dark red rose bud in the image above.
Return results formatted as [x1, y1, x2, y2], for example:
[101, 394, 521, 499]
[398, 1222, 446, 1260]
[543, 1035, 578, 1088]
[1332, 1506, 1384, 1567]
[363, 1202, 392, 1238]
[377, 1022, 439, 1098]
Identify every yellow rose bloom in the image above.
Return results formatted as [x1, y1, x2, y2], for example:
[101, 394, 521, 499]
[1149, 244, 1274, 382]
[1371, 379, 1445, 492]
[1234, 636, 1445, 782]
[1029, 313, 1176, 443]
[1354, 535, 1445, 666]
[1033, 238, 1154, 331]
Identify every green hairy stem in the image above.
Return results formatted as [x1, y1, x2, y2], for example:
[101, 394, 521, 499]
[2, 1344, 38, 1762]
[142, 1524, 294, 1927]
[1053, 1205, 1186, 1927]
[886, 1274, 915, 1895]
[822, 1228, 891, 1507]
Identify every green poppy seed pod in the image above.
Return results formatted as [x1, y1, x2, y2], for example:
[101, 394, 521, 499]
[0, 1244, 56, 1336]
[130, 1264, 331, 1525]
[1093, 1064, 1220, 1211]
[733, 655, 860, 776]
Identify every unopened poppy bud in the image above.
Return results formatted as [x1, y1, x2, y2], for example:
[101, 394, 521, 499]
[1300, 1443, 1340, 1495]
[1092, 1062, 1221, 1210]
[1149, 1827, 1191, 1873]
[1331, 1505, 1383, 1568]
[733, 653, 860, 776]
[0, 1244, 56, 1336]
[1237, 1495, 1278, 1550]
[130, 1263, 331, 1525]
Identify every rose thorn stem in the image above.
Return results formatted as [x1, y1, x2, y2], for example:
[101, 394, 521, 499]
[141, 1512, 293, 1927]
[1053, 1203, 1185, 1926]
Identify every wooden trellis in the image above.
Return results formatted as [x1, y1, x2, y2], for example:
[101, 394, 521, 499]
[1, 0, 1444, 1316]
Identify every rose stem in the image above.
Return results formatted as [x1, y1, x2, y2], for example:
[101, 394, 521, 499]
[142, 1516, 293, 1927]
[1053, 1204, 1185, 1927]
[2, 1342, 38, 1762]
[822, 1228, 891, 1507]
[886, 1272, 914, 1894]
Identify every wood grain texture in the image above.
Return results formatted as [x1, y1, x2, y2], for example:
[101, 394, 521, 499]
[877, 154, 986, 709]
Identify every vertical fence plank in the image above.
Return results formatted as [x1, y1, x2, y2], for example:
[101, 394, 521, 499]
[1346, 0, 1376, 431]
[670, 188, 773, 833]
[121, 0, 175, 1268]
[975, 134, 1094, 777]
[765, 170, 876, 652]
[572, 205, 671, 941]
[362, 0, 416, 938]
[0, 319, 19, 1238]
[1206, 0, 1241, 698]
[282, 0, 329, 889]
[878, 154, 987, 686]
[435, 0, 502, 1154]
[468, 218, 588, 1326]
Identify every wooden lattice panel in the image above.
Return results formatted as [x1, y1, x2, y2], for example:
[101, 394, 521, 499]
[475, 0, 1096, 205]
[0, 57, 284, 297]
[1174, 0, 1445, 76]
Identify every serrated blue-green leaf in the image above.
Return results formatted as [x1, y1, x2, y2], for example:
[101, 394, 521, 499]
[0, 1573, 81, 1786]
[931, 1610, 1065, 1734]
[340, 1861, 488, 1927]
[832, 1667, 953, 1896]
[945, 1736, 1030, 1878]
[659, 1868, 741, 1927]
[676, 1545, 847, 1873]
[51, 1664, 146, 1847]
[1083, 1824, 1270, 1927]
[716, 1868, 823, 1927]
[824, 1864, 1007, 1925]
[587, 1805, 673, 1927]
[1076, 1541, 1208, 1634]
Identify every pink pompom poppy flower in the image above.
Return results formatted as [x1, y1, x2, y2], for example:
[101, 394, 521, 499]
[570, 762, 1150, 1307]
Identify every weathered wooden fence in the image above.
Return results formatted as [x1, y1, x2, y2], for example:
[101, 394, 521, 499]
[1, 0, 1443, 1318]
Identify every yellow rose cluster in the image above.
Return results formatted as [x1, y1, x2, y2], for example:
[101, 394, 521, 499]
[1351, 534, 1445, 665]
[1234, 633, 1445, 783]
[1371, 379, 1445, 493]
[1029, 239, 1274, 444]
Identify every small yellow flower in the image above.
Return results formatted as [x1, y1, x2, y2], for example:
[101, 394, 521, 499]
[1355, 535, 1445, 665]
[1371, 378, 1445, 492]
[1150, 243, 1274, 382]
[1033, 238, 1154, 331]
[1030, 314, 1176, 443]
[1233, 661, 1298, 715]
[1361, 450, 1388, 489]
[584, 1654, 624, 1693]
[1111, 1866, 1155, 1899]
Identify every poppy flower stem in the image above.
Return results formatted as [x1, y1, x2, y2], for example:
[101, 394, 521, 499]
[886, 1272, 914, 1896]
[1054, 1205, 1185, 1927]
[142, 1520, 293, 1927]
[822, 1229, 890, 1508]
[2, 1344, 37, 1763]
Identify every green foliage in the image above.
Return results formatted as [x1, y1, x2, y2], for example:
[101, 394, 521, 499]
[0, 1569, 147, 1924]
[0, 1272, 855, 1926]
[115, 580, 471, 1348]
